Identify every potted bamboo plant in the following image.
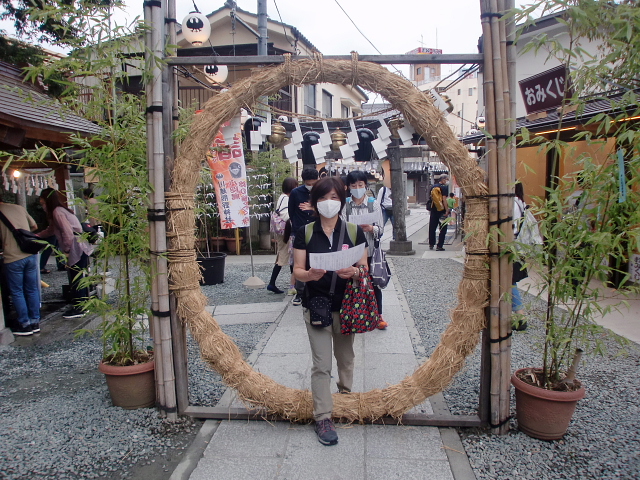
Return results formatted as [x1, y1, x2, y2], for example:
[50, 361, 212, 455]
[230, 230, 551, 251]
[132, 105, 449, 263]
[510, 159, 639, 439]
[508, 0, 640, 440]
[15, 3, 158, 408]
[195, 167, 227, 284]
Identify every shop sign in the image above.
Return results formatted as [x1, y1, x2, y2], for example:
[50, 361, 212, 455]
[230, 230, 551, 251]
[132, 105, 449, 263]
[519, 65, 573, 115]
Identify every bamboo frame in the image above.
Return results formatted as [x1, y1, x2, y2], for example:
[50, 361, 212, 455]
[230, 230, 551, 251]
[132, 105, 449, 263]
[145, 2, 515, 431]
[480, 0, 515, 434]
[145, 0, 177, 420]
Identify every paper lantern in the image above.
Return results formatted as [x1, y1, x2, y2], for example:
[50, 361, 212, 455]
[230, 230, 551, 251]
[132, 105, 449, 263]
[182, 12, 210, 46]
[204, 64, 228, 84]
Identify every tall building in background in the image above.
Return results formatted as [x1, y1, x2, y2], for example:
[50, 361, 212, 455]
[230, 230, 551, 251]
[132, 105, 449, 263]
[407, 47, 443, 84]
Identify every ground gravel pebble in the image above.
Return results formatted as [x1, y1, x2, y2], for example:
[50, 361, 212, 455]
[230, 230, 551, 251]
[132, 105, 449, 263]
[392, 256, 640, 480]
[0, 258, 281, 479]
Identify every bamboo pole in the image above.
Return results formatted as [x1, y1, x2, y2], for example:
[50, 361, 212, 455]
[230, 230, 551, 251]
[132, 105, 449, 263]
[480, 0, 502, 433]
[496, 0, 514, 435]
[154, 0, 177, 421]
[143, 1, 165, 416]
[165, 0, 189, 415]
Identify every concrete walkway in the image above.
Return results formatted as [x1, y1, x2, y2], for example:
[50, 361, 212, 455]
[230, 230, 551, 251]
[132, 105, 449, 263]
[171, 208, 475, 480]
[171, 206, 640, 480]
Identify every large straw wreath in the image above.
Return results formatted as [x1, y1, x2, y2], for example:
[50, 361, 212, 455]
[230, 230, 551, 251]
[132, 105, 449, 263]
[166, 55, 489, 422]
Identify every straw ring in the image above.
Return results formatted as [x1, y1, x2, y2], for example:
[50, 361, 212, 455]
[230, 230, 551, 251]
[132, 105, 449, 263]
[167, 58, 489, 422]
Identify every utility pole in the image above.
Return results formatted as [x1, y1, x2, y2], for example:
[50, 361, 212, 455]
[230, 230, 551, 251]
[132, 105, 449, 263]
[257, 0, 268, 56]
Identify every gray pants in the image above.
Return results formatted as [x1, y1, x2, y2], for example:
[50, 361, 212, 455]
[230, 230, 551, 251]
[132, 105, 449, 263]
[304, 309, 355, 421]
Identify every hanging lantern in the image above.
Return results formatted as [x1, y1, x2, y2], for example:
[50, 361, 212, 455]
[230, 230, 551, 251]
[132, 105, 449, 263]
[355, 128, 375, 162]
[301, 131, 321, 165]
[204, 64, 228, 84]
[182, 12, 211, 46]
[330, 128, 347, 151]
[267, 122, 287, 147]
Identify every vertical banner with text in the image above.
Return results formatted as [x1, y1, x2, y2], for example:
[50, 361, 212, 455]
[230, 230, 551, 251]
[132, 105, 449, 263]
[205, 120, 250, 229]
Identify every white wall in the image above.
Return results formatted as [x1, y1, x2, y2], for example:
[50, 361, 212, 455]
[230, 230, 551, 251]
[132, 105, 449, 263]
[418, 75, 480, 136]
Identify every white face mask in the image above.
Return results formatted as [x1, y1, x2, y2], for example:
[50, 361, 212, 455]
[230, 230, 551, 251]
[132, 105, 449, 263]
[350, 187, 366, 199]
[317, 199, 341, 218]
[305, 184, 313, 191]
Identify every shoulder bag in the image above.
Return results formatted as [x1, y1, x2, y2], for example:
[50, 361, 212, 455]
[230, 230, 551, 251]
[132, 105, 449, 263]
[370, 238, 391, 289]
[0, 209, 45, 255]
[307, 220, 346, 328]
[340, 265, 380, 334]
[270, 196, 287, 235]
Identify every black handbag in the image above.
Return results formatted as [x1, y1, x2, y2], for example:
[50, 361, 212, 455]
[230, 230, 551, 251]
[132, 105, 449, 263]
[0, 209, 45, 255]
[512, 260, 528, 284]
[307, 220, 346, 328]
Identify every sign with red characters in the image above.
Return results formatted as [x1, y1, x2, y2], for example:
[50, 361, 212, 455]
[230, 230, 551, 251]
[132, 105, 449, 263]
[205, 120, 250, 229]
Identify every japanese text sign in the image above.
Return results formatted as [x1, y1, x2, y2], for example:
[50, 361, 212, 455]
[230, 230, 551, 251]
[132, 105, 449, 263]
[519, 65, 573, 115]
[205, 119, 250, 230]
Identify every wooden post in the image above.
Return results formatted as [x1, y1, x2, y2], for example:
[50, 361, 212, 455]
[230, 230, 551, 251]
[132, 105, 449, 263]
[387, 139, 415, 256]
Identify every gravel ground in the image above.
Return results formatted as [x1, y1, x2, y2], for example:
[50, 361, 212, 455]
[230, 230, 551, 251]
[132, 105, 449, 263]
[0, 259, 281, 480]
[392, 256, 640, 480]
[199, 261, 289, 305]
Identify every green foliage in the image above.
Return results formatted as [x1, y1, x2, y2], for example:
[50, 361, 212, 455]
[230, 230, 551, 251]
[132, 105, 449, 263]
[8, 3, 155, 366]
[511, 0, 640, 390]
[1, 0, 124, 47]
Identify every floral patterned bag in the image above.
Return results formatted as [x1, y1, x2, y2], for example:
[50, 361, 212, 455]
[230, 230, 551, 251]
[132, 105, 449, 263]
[340, 266, 380, 335]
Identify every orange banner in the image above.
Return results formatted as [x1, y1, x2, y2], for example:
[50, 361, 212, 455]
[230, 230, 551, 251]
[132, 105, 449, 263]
[205, 128, 250, 229]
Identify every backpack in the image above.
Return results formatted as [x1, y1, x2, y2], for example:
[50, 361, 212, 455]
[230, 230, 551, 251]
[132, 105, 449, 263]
[344, 196, 374, 220]
[426, 184, 439, 211]
[269, 196, 287, 235]
[515, 200, 543, 246]
[305, 221, 358, 246]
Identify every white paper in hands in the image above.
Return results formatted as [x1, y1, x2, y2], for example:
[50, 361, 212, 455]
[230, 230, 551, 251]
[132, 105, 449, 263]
[348, 212, 378, 226]
[309, 243, 365, 271]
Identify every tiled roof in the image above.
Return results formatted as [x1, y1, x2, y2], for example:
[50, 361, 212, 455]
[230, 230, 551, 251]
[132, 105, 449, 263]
[0, 62, 102, 137]
[463, 89, 639, 144]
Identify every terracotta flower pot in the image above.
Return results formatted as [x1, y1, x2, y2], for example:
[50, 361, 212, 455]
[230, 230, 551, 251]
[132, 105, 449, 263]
[511, 368, 585, 440]
[98, 360, 156, 409]
[225, 237, 243, 253]
[209, 236, 226, 251]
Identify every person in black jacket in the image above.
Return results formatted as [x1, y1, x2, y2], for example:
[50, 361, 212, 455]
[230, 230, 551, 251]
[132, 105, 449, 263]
[288, 168, 319, 305]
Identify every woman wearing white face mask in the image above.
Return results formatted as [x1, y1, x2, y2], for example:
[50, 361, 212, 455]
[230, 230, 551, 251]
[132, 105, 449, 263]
[343, 171, 386, 329]
[293, 176, 368, 446]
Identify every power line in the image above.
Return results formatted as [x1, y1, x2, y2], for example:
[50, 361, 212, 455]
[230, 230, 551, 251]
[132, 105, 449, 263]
[272, 0, 297, 50]
[332, 0, 411, 83]
[333, 0, 382, 55]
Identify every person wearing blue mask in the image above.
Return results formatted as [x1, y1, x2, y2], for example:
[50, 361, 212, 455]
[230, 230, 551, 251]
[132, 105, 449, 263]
[342, 171, 387, 329]
[288, 168, 319, 306]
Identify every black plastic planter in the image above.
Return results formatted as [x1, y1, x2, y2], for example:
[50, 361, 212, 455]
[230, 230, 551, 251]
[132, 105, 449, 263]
[198, 252, 227, 285]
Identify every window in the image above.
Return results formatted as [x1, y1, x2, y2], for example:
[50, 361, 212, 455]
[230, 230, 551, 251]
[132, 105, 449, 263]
[457, 88, 461, 95]
[469, 88, 474, 96]
[341, 104, 349, 118]
[268, 85, 293, 113]
[304, 84, 318, 116]
[416, 67, 422, 75]
[322, 90, 333, 118]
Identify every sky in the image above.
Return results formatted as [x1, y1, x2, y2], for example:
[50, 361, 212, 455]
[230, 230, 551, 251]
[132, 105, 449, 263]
[1, 0, 485, 79]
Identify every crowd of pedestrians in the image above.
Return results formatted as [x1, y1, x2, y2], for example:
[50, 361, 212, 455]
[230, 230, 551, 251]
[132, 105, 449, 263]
[0, 188, 99, 336]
